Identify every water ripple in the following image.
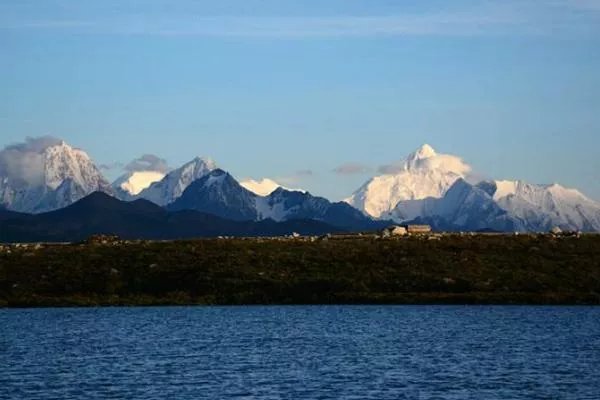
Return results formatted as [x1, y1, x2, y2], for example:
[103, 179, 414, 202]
[1, 306, 600, 399]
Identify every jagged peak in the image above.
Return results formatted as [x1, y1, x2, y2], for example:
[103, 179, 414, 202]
[188, 156, 217, 169]
[398, 144, 470, 176]
[45, 140, 71, 151]
[171, 156, 218, 178]
[405, 144, 437, 163]
[43, 140, 91, 160]
[187, 168, 236, 190]
[207, 168, 227, 176]
[544, 183, 589, 201]
[269, 186, 309, 198]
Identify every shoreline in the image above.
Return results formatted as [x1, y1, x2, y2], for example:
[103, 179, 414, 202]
[3, 294, 600, 308]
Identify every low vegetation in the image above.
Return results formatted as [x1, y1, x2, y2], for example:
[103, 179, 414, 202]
[1, 234, 599, 307]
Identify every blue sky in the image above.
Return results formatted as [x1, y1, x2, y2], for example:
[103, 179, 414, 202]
[1, 0, 599, 200]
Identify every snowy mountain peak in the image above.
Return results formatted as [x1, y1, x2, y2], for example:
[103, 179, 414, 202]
[544, 183, 589, 201]
[191, 156, 217, 169]
[345, 144, 470, 218]
[407, 144, 437, 162]
[135, 155, 217, 206]
[169, 167, 378, 230]
[402, 144, 469, 174]
[0, 138, 112, 213]
[201, 168, 230, 188]
[473, 179, 600, 231]
[42, 142, 101, 191]
[169, 168, 259, 221]
[484, 180, 590, 204]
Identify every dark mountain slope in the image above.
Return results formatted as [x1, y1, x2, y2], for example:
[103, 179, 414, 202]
[0, 192, 343, 243]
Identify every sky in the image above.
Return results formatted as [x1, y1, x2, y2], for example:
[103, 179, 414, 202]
[1, 0, 599, 201]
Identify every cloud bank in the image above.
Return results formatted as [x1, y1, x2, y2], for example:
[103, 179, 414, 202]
[124, 154, 170, 173]
[98, 162, 124, 171]
[378, 153, 472, 176]
[0, 136, 63, 186]
[333, 162, 371, 175]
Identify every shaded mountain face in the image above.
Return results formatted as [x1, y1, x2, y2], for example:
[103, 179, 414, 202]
[135, 157, 216, 206]
[0, 141, 113, 213]
[0, 192, 343, 243]
[260, 188, 385, 231]
[0, 207, 27, 222]
[168, 170, 385, 231]
[388, 179, 525, 232]
[169, 169, 259, 221]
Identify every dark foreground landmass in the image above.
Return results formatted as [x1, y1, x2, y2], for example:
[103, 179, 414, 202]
[1, 234, 600, 307]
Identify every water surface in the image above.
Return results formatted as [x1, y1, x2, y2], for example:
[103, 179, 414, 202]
[1, 306, 599, 399]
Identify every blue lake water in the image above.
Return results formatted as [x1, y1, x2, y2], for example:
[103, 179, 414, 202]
[1, 306, 599, 399]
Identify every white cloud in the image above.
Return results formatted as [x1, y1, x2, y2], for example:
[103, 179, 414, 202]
[378, 152, 471, 176]
[0, 136, 63, 186]
[417, 154, 472, 176]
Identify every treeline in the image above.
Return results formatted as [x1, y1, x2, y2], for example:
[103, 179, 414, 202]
[1, 235, 600, 306]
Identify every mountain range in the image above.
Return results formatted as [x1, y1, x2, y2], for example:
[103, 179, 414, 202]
[0, 192, 343, 243]
[347, 144, 600, 232]
[1, 138, 599, 236]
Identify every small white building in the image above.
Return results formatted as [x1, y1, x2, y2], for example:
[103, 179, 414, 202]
[405, 225, 432, 234]
[382, 225, 408, 237]
[551, 226, 563, 235]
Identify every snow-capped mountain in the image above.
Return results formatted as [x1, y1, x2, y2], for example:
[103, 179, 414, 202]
[113, 170, 166, 200]
[353, 144, 600, 232]
[477, 180, 600, 232]
[257, 187, 376, 230]
[240, 178, 304, 196]
[169, 168, 383, 230]
[345, 144, 470, 218]
[135, 157, 216, 206]
[0, 140, 113, 213]
[389, 179, 526, 232]
[169, 169, 259, 221]
[3, 136, 598, 233]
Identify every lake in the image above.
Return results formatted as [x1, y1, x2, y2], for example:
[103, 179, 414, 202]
[1, 306, 599, 399]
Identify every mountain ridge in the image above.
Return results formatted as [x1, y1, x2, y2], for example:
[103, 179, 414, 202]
[2, 138, 599, 232]
[169, 169, 387, 231]
[134, 157, 217, 206]
[0, 191, 345, 243]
